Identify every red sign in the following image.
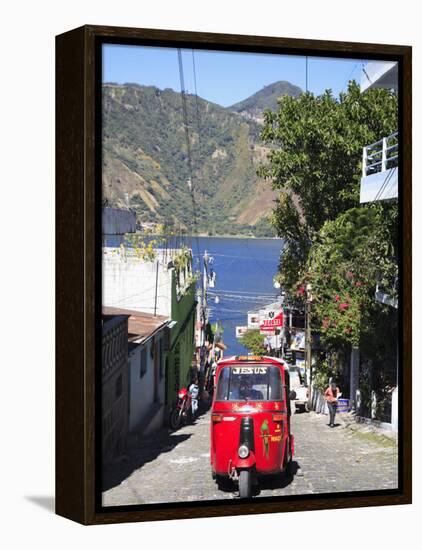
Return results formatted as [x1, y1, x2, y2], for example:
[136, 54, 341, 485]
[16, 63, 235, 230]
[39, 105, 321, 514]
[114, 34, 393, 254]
[259, 308, 283, 334]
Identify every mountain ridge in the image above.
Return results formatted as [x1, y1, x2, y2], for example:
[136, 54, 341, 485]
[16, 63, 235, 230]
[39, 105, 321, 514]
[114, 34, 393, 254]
[102, 80, 301, 236]
[229, 80, 302, 122]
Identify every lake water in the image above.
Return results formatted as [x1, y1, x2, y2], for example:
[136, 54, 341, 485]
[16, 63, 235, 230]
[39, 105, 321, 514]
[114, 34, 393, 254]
[187, 237, 283, 355]
[104, 235, 283, 356]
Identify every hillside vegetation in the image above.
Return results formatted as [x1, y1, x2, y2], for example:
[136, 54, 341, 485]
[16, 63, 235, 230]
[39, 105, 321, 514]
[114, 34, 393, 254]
[103, 81, 300, 236]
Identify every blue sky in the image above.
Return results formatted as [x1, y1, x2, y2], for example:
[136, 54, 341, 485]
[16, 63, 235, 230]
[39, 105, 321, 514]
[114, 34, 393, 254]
[103, 44, 370, 107]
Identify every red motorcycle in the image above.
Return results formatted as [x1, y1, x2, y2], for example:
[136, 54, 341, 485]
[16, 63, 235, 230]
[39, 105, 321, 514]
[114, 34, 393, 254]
[169, 387, 193, 429]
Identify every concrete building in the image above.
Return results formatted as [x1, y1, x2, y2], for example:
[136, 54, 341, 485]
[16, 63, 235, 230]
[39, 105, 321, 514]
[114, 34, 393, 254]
[101, 207, 136, 465]
[359, 61, 398, 203]
[103, 306, 170, 438]
[352, 62, 399, 430]
[360, 61, 398, 93]
[102, 207, 136, 245]
[103, 247, 197, 409]
[101, 312, 130, 464]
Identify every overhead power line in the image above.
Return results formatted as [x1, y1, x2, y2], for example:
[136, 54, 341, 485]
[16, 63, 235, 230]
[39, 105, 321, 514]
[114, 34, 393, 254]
[373, 166, 397, 202]
[208, 288, 276, 295]
[177, 48, 203, 283]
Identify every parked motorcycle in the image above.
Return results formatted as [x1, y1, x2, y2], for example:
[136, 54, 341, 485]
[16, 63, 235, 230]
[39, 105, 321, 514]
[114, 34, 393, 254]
[169, 387, 192, 429]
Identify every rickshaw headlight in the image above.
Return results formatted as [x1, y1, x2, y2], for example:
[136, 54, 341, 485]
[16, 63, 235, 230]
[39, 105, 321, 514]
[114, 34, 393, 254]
[238, 445, 249, 459]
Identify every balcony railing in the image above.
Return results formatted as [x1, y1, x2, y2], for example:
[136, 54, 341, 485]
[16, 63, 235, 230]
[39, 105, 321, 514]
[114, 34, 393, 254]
[362, 132, 398, 177]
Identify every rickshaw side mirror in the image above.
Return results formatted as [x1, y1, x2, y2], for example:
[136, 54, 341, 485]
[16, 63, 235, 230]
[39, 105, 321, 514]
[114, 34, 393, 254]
[289, 390, 297, 400]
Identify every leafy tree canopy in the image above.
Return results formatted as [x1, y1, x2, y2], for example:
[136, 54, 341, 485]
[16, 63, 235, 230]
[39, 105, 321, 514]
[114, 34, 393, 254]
[308, 204, 398, 346]
[239, 330, 266, 355]
[259, 81, 398, 292]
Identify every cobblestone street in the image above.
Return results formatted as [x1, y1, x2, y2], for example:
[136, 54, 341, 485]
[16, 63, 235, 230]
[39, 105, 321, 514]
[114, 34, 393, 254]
[102, 409, 398, 507]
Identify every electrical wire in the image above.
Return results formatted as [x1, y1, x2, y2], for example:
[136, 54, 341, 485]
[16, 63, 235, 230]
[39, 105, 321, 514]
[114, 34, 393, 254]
[239, 238, 276, 278]
[340, 62, 361, 94]
[305, 56, 308, 93]
[177, 48, 204, 291]
[208, 293, 276, 301]
[192, 252, 277, 261]
[208, 288, 276, 295]
[373, 166, 397, 202]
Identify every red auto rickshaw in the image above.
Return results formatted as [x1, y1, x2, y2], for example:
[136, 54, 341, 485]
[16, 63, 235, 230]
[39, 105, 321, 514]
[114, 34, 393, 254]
[210, 355, 295, 498]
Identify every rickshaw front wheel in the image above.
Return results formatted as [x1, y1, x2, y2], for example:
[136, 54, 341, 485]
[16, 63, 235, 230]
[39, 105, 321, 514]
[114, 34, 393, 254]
[238, 470, 252, 498]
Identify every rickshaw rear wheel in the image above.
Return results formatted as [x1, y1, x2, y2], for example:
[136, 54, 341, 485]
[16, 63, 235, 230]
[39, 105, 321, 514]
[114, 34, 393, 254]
[285, 441, 294, 475]
[238, 470, 252, 498]
[286, 459, 295, 476]
[216, 474, 233, 491]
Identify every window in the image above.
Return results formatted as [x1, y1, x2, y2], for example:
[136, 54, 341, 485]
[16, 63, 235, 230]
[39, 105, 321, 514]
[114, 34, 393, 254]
[140, 347, 147, 378]
[115, 374, 123, 399]
[215, 365, 283, 402]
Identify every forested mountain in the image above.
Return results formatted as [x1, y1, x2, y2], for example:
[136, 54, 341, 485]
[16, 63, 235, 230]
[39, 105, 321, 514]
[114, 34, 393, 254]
[102, 81, 300, 236]
[229, 81, 302, 122]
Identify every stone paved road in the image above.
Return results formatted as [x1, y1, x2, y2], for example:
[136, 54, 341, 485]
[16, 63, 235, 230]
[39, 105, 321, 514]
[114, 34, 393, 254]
[102, 410, 398, 506]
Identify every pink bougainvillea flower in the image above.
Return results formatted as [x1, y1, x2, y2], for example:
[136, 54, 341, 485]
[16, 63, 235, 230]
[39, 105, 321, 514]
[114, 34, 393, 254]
[339, 302, 350, 311]
[355, 281, 362, 287]
[334, 294, 340, 302]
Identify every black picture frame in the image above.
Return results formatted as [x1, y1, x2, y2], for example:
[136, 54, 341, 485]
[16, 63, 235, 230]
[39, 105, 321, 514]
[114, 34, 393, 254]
[56, 25, 412, 525]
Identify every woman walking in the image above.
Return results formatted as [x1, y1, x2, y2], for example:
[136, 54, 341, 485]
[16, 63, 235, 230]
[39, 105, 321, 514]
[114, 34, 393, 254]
[324, 379, 342, 427]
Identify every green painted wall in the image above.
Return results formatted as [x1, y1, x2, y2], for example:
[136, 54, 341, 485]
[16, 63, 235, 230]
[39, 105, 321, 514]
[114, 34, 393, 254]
[164, 269, 196, 407]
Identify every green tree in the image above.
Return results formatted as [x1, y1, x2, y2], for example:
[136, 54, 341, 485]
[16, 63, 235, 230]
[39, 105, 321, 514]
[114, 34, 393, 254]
[308, 204, 398, 347]
[259, 81, 398, 292]
[240, 330, 266, 355]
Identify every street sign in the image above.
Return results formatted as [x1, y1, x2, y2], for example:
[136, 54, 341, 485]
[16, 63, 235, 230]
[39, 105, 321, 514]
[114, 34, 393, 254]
[259, 306, 283, 335]
[290, 330, 306, 350]
[235, 326, 248, 338]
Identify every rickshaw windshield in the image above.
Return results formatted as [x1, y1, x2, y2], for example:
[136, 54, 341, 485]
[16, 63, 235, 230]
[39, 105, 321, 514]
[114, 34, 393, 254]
[215, 365, 283, 401]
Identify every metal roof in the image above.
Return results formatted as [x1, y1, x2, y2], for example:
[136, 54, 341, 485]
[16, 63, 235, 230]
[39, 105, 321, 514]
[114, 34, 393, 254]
[102, 306, 169, 344]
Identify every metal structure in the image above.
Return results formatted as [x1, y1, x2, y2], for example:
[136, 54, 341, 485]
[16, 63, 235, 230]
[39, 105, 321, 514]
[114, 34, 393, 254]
[362, 131, 398, 177]
[360, 131, 399, 203]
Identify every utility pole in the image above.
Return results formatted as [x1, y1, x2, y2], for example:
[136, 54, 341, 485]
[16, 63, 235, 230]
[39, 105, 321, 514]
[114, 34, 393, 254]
[203, 250, 209, 304]
[199, 250, 209, 380]
[305, 284, 313, 406]
[153, 260, 159, 317]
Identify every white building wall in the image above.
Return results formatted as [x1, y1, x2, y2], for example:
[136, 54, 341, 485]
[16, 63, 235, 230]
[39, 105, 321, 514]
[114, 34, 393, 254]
[103, 248, 172, 316]
[360, 61, 398, 92]
[360, 167, 398, 203]
[128, 333, 166, 432]
[391, 386, 399, 432]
